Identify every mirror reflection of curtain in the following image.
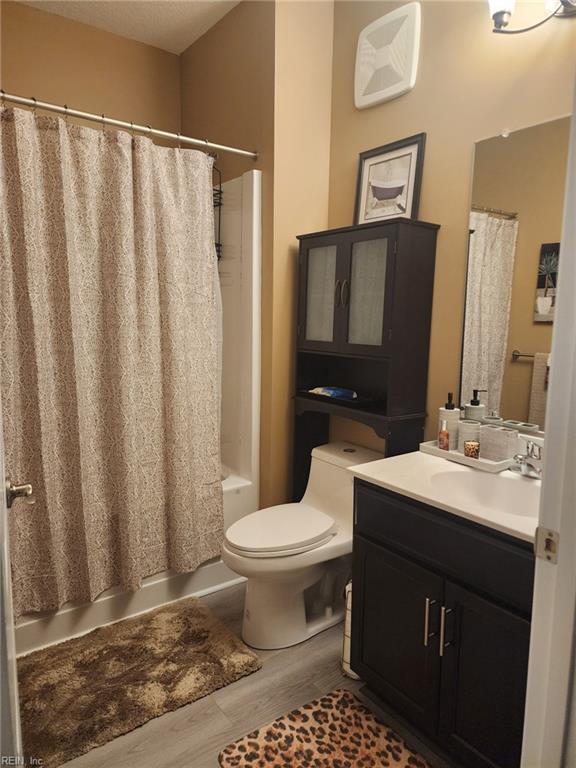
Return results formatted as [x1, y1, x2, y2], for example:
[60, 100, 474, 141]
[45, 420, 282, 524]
[461, 212, 519, 414]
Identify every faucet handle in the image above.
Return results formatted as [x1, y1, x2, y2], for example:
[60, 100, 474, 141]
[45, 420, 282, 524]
[526, 441, 542, 461]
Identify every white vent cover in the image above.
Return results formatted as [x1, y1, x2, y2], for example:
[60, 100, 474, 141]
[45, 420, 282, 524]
[354, 2, 421, 110]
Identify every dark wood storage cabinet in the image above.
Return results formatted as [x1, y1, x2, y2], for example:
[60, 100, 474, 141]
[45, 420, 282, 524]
[352, 481, 534, 768]
[293, 219, 439, 499]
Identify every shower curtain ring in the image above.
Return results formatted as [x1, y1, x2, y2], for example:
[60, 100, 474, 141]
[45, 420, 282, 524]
[146, 125, 152, 138]
[177, 132, 182, 149]
[31, 96, 37, 116]
[101, 113, 106, 132]
[63, 104, 69, 123]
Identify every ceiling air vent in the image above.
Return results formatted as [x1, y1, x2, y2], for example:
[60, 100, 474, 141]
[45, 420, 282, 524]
[354, 2, 421, 110]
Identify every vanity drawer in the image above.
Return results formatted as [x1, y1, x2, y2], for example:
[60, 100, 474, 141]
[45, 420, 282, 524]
[354, 480, 534, 615]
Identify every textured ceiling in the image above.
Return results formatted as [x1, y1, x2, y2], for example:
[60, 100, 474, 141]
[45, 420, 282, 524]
[17, 0, 241, 54]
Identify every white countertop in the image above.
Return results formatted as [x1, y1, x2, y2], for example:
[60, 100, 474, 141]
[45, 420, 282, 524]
[349, 451, 540, 542]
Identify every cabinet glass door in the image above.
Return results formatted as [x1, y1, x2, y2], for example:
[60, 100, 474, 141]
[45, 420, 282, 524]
[342, 236, 390, 355]
[302, 244, 339, 348]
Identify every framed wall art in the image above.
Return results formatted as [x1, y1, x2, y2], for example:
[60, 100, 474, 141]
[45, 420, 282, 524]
[354, 133, 426, 224]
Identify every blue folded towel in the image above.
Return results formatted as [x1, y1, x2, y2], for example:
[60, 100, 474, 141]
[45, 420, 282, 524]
[308, 387, 358, 400]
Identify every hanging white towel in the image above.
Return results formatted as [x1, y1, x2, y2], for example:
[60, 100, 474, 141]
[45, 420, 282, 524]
[528, 353, 550, 428]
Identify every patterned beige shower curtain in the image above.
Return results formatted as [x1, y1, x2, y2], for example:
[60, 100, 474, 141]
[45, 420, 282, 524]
[0, 107, 223, 616]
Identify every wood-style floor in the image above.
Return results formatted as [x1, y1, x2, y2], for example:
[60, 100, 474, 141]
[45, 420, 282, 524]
[61, 583, 362, 768]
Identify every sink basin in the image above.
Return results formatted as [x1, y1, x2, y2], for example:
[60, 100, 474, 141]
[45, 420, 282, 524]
[430, 469, 540, 518]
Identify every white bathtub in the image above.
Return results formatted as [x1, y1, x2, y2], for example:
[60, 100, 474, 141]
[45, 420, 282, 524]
[15, 473, 257, 655]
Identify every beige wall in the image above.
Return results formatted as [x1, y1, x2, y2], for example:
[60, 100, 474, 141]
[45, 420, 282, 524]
[0, 1, 181, 132]
[472, 117, 570, 422]
[268, 0, 334, 504]
[328, 1, 576, 449]
[181, 1, 333, 506]
[180, 1, 274, 184]
[180, 2, 277, 504]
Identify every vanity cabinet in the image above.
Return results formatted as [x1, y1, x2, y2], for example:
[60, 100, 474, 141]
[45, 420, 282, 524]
[352, 480, 534, 768]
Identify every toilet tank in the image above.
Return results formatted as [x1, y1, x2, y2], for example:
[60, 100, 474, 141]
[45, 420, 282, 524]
[301, 442, 384, 525]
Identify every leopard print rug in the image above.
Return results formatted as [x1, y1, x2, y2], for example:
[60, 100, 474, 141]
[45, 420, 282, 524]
[218, 688, 433, 767]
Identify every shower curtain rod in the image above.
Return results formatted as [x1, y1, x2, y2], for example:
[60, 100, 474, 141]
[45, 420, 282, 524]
[472, 204, 517, 219]
[0, 91, 258, 160]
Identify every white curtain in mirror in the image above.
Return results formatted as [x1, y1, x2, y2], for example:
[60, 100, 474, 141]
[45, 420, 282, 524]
[461, 212, 519, 414]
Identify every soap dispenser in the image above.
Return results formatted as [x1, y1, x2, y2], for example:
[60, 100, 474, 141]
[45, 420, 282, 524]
[438, 392, 460, 450]
[464, 389, 487, 421]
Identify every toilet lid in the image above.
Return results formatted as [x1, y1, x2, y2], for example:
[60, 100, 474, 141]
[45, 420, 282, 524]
[225, 504, 337, 555]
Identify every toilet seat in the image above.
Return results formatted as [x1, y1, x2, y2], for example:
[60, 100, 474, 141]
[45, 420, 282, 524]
[224, 503, 337, 559]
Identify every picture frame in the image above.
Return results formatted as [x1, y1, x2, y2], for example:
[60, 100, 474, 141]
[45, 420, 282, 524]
[354, 133, 426, 225]
[534, 242, 560, 323]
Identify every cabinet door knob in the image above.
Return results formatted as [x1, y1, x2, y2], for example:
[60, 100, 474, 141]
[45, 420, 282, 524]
[439, 606, 453, 657]
[423, 597, 437, 647]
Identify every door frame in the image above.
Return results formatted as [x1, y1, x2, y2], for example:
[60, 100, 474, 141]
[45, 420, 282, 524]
[521, 81, 576, 766]
[0, 392, 22, 757]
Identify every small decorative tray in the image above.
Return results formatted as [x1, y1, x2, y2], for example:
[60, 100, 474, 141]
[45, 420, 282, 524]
[419, 440, 514, 474]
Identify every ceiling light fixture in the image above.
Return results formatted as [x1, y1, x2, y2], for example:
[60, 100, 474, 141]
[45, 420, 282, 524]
[489, 0, 576, 33]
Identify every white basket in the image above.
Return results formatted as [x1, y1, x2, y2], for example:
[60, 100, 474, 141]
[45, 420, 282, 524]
[342, 583, 360, 680]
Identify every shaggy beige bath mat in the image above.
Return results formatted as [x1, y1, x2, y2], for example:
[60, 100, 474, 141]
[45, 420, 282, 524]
[218, 688, 433, 768]
[18, 596, 261, 768]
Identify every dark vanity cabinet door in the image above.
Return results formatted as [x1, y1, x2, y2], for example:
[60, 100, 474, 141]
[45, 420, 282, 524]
[439, 582, 531, 768]
[352, 536, 443, 734]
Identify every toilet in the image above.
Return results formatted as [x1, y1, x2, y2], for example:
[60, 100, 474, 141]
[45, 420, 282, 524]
[221, 442, 383, 649]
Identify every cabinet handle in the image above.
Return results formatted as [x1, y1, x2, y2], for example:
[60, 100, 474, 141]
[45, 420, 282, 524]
[423, 597, 437, 647]
[335, 280, 341, 307]
[341, 279, 350, 307]
[439, 606, 453, 657]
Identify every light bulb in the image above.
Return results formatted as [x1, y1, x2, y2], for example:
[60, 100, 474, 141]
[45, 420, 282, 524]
[488, 0, 516, 27]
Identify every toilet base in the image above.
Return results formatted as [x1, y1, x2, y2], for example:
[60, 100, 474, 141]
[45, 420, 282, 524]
[241, 559, 349, 650]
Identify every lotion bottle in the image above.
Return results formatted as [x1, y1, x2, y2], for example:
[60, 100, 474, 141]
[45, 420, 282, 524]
[438, 392, 460, 450]
[464, 389, 487, 421]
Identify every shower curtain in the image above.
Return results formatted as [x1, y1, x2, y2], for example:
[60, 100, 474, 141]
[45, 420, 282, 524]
[0, 107, 223, 616]
[461, 211, 519, 415]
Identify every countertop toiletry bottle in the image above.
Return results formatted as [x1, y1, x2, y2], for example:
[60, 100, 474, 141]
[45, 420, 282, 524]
[438, 419, 450, 451]
[438, 392, 460, 451]
[464, 389, 487, 421]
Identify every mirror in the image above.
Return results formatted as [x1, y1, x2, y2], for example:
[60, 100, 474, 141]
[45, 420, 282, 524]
[460, 116, 570, 429]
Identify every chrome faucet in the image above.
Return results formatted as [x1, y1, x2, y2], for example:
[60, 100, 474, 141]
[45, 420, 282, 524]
[512, 440, 543, 479]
